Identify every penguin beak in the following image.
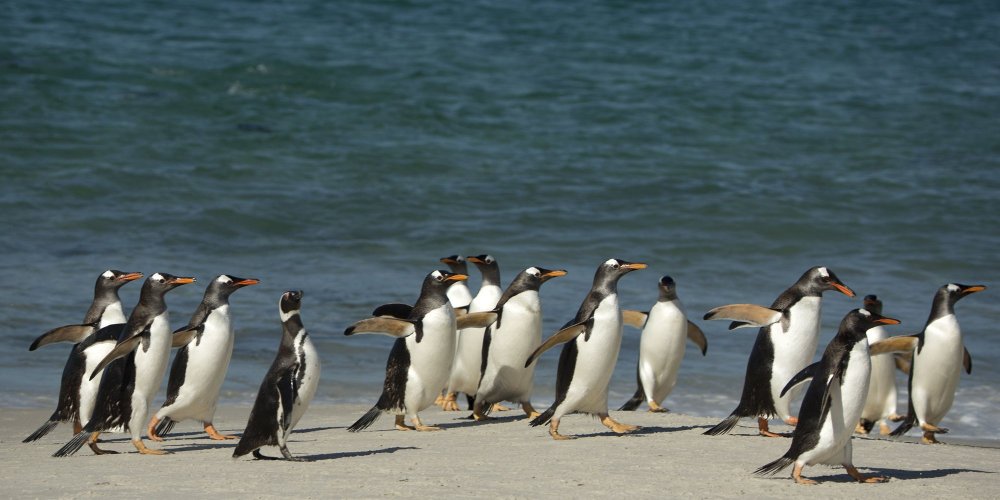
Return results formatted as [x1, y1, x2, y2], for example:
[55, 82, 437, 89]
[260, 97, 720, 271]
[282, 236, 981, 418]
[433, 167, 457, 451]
[235, 278, 260, 287]
[119, 272, 144, 282]
[874, 316, 901, 326]
[440, 256, 459, 265]
[171, 277, 196, 285]
[962, 285, 987, 295]
[832, 281, 855, 298]
[445, 274, 468, 282]
[466, 256, 484, 264]
[624, 262, 647, 271]
[544, 269, 568, 278]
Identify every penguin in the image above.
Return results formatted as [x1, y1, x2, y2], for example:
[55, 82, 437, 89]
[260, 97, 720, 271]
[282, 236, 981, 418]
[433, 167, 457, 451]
[53, 273, 195, 457]
[526, 258, 646, 440]
[233, 291, 319, 461]
[755, 308, 900, 485]
[618, 275, 707, 413]
[703, 266, 854, 437]
[856, 295, 904, 435]
[440, 255, 473, 313]
[870, 283, 986, 444]
[345, 270, 496, 432]
[472, 266, 567, 421]
[443, 254, 503, 411]
[148, 275, 260, 441]
[24, 270, 143, 443]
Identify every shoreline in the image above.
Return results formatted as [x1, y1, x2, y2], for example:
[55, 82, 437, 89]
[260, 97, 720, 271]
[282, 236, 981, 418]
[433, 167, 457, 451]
[5, 405, 999, 498]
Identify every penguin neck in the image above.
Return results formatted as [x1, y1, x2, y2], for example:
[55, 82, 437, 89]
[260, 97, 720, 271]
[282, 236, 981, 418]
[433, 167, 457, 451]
[657, 287, 677, 302]
[477, 266, 501, 288]
[926, 289, 955, 327]
[280, 313, 305, 350]
[84, 287, 122, 325]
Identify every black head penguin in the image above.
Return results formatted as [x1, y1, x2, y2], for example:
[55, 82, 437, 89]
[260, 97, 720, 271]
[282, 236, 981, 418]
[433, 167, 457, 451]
[54, 273, 195, 457]
[149, 275, 260, 441]
[24, 270, 142, 443]
[234, 290, 319, 461]
[703, 266, 854, 437]
[619, 275, 707, 413]
[472, 266, 567, 421]
[756, 307, 900, 485]
[526, 258, 646, 440]
[346, 270, 495, 432]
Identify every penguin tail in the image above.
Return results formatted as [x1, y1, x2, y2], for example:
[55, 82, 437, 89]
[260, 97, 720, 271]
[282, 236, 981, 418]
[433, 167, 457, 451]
[889, 414, 915, 438]
[23, 413, 61, 443]
[154, 417, 175, 438]
[619, 386, 645, 411]
[703, 412, 741, 436]
[754, 456, 794, 476]
[347, 406, 383, 433]
[529, 406, 555, 427]
[53, 431, 90, 457]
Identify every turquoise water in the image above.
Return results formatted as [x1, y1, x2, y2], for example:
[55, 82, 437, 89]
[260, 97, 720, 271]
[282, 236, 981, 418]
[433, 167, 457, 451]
[2, 1, 998, 439]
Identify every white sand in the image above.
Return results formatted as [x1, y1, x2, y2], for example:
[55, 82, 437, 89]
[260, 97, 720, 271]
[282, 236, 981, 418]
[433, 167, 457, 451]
[4, 405, 998, 498]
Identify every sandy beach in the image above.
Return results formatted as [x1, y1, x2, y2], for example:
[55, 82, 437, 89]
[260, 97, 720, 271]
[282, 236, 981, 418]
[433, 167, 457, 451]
[4, 404, 998, 498]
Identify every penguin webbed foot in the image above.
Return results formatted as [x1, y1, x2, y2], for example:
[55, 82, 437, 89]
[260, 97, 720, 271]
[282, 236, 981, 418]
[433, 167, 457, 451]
[845, 465, 888, 483]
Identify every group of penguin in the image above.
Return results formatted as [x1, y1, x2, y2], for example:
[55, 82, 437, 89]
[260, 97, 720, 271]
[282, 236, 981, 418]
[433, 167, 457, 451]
[22, 258, 986, 485]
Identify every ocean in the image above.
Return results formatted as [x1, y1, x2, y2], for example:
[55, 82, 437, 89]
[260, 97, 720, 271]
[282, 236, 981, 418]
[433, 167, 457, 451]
[2, 1, 997, 440]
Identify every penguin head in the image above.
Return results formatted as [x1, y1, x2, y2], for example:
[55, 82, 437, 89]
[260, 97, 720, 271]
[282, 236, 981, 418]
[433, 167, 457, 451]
[801, 266, 854, 297]
[279, 290, 303, 320]
[527, 266, 568, 285]
[96, 269, 144, 293]
[657, 275, 678, 301]
[206, 274, 261, 301]
[593, 258, 647, 287]
[842, 307, 900, 340]
[143, 273, 196, 297]
[439, 255, 469, 274]
[942, 283, 987, 305]
[423, 270, 467, 293]
[862, 294, 883, 315]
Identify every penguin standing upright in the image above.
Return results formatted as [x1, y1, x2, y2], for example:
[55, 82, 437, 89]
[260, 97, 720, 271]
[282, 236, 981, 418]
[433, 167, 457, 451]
[856, 295, 903, 435]
[871, 283, 986, 444]
[472, 266, 567, 420]
[619, 275, 707, 413]
[24, 270, 143, 443]
[703, 266, 854, 437]
[54, 273, 195, 456]
[526, 258, 646, 440]
[443, 254, 502, 411]
[148, 275, 260, 441]
[346, 270, 494, 432]
[755, 308, 900, 485]
[233, 291, 319, 461]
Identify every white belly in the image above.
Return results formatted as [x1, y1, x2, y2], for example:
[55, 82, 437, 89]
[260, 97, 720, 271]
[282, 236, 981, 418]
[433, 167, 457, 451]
[286, 333, 320, 435]
[911, 315, 963, 425]
[99, 302, 126, 328]
[556, 296, 621, 417]
[406, 306, 457, 414]
[447, 282, 473, 309]
[769, 296, 822, 420]
[160, 307, 235, 421]
[478, 292, 541, 403]
[861, 325, 897, 421]
[78, 340, 117, 425]
[637, 300, 688, 404]
[130, 313, 172, 439]
[448, 285, 502, 395]
[801, 340, 870, 466]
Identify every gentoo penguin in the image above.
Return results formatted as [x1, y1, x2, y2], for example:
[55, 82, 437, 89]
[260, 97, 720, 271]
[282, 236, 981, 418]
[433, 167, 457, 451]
[871, 283, 986, 444]
[619, 275, 707, 413]
[441, 255, 473, 313]
[472, 266, 567, 421]
[346, 270, 495, 432]
[443, 254, 503, 411]
[755, 308, 899, 485]
[233, 291, 319, 461]
[526, 258, 646, 440]
[54, 273, 195, 457]
[24, 270, 143, 443]
[856, 295, 904, 435]
[148, 275, 260, 441]
[703, 266, 854, 437]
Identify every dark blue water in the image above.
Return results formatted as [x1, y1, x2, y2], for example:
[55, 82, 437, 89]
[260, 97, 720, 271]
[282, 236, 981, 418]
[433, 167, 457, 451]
[2, 1, 998, 439]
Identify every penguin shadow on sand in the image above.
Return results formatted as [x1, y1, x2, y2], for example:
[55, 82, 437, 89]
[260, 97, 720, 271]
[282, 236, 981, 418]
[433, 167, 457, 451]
[778, 467, 992, 484]
[298, 446, 420, 462]
[156, 425, 338, 453]
[549, 422, 707, 440]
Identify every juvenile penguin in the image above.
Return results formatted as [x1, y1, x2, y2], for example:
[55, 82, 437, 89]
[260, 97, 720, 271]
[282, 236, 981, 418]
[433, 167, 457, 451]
[25, 270, 143, 443]
[472, 266, 567, 420]
[703, 266, 854, 437]
[526, 258, 646, 440]
[233, 291, 319, 461]
[149, 275, 260, 441]
[443, 254, 502, 411]
[54, 273, 195, 457]
[346, 270, 494, 431]
[872, 283, 986, 444]
[856, 295, 903, 435]
[619, 275, 707, 413]
[755, 308, 900, 485]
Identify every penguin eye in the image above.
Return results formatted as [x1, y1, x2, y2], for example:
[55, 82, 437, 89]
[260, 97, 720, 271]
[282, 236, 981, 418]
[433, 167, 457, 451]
[611, 263, 620, 270]
[158, 278, 166, 284]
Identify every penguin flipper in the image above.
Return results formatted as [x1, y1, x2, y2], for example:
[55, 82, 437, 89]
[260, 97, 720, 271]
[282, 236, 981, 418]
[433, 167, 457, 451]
[276, 370, 298, 433]
[454, 306, 469, 317]
[456, 311, 498, 330]
[344, 317, 416, 338]
[780, 361, 820, 398]
[29, 323, 97, 351]
[964, 347, 972, 374]
[622, 310, 648, 329]
[893, 351, 913, 374]
[703, 304, 782, 329]
[869, 335, 918, 356]
[372, 303, 413, 319]
[687, 321, 708, 355]
[171, 324, 204, 348]
[524, 320, 590, 368]
[89, 335, 143, 380]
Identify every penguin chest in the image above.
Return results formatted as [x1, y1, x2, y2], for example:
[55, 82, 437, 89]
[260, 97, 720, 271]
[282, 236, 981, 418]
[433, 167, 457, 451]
[99, 301, 126, 328]
[810, 342, 871, 465]
[638, 300, 687, 392]
[482, 292, 542, 395]
[407, 306, 457, 399]
[181, 308, 235, 398]
[863, 325, 897, 419]
[912, 315, 963, 422]
[567, 296, 622, 402]
[289, 333, 320, 428]
[447, 282, 473, 310]
[78, 340, 118, 423]
[134, 314, 173, 399]
[768, 297, 822, 396]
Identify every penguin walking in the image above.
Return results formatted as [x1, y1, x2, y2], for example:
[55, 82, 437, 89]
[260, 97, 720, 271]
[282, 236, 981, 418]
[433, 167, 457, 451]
[856, 295, 904, 435]
[755, 308, 899, 485]
[472, 266, 567, 421]
[54, 273, 195, 456]
[703, 266, 854, 437]
[871, 283, 986, 444]
[526, 258, 646, 440]
[619, 275, 707, 413]
[233, 291, 319, 461]
[24, 270, 143, 443]
[443, 255, 502, 411]
[346, 270, 495, 432]
[148, 275, 260, 441]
